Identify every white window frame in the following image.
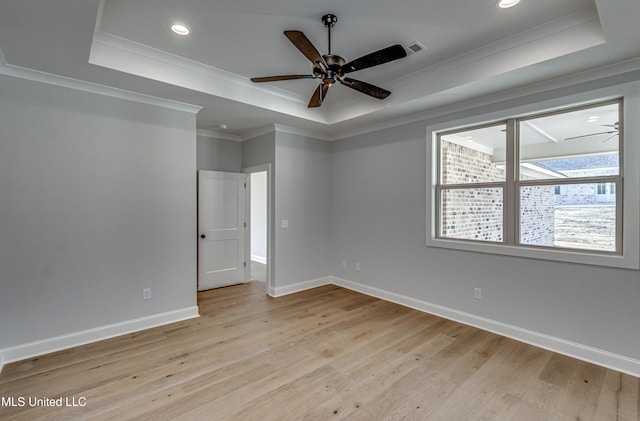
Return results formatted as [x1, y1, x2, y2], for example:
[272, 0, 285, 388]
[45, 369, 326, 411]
[427, 82, 640, 270]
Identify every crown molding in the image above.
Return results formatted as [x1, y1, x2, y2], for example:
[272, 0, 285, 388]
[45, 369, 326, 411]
[197, 129, 242, 142]
[273, 124, 332, 141]
[87, 5, 604, 128]
[333, 57, 640, 142]
[0, 49, 202, 114]
[92, 32, 305, 103]
[240, 124, 333, 142]
[90, 7, 604, 128]
[323, 6, 605, 126]
[90, 31, 328, 124]
[241, 125, 277, 142]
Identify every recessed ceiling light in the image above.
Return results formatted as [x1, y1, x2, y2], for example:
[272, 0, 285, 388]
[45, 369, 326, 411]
[497, 0, 520, 8]
[171, 24, 190, 36]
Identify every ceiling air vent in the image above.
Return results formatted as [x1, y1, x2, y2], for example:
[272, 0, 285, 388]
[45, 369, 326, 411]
[404, 41, 425, 55]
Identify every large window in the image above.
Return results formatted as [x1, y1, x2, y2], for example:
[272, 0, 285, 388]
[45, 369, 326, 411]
[430, 96, 638, 268]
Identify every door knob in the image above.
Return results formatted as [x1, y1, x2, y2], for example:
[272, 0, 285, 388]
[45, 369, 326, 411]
[200, 234, 206, 239]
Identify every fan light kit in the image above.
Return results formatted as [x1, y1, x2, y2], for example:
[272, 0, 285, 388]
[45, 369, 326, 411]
[251, 14, 407, 108]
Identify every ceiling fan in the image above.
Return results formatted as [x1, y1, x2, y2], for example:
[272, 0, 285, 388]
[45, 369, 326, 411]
[251, 14, 407, 108]
[564, 122, 619, 143]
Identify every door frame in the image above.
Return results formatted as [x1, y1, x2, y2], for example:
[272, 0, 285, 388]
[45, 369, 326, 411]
[243, 164, 272, 294]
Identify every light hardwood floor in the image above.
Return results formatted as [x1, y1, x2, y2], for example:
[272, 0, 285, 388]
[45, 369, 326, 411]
[1, 281, 638, 420]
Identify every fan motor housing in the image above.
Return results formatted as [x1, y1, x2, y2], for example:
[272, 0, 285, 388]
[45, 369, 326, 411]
[322, 54, 345, 80]
[323, 54, 345, 70]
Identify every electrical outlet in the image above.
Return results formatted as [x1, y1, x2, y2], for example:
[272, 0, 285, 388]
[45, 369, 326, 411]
[474, 288, 482, 300]
[355, 262, 361, 271]
[281, 219, 289, 229]
[143, 288, 151, 300]
[342, 260, 348, 268]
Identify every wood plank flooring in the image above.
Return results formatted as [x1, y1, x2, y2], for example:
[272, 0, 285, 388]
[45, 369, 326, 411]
[1, 281, 638, 420]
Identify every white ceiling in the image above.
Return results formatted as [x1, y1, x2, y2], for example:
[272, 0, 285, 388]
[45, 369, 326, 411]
[1, 0, 639, 139]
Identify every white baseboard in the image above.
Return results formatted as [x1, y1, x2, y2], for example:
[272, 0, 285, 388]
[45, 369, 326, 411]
[269, 276, 332, 298]
[329, 276, 640, 378]
[3, 277, 639, 378]
[0, 306, 200, 372]
[251, 255, 267, 264]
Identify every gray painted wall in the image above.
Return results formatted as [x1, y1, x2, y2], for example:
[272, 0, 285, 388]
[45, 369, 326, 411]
[242, 132, 275, 169]
[196, 135, 241, 172]
[0, 75, 197, 350]
[330, 86, 640, 361]
[240, 130, 332, 291]
[274, 133, 331, 288]
[1, 64, 639, 371]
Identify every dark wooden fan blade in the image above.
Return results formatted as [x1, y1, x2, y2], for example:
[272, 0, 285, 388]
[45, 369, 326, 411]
[308, 83, 330, 108]
[251, 75, 316, 83]
[284, 31, 327, 67]
[340, 78, 391, 99]
[340, 44, 407, 74]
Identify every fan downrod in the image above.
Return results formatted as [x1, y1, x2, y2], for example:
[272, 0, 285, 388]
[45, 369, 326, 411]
[321, 16, 344, 82]
[322, 14, 338, 55]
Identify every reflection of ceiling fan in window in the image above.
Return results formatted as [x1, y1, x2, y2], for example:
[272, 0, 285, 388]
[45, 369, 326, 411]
[565, 122, 619, 143]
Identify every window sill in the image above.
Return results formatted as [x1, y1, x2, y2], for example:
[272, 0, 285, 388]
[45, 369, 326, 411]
[426, 237, 639, 270]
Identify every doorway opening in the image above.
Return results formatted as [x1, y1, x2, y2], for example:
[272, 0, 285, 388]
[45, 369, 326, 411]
[244, 165, 271, 294]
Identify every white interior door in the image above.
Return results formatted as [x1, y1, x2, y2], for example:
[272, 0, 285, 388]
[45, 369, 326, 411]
[198, 170, 247, 291]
